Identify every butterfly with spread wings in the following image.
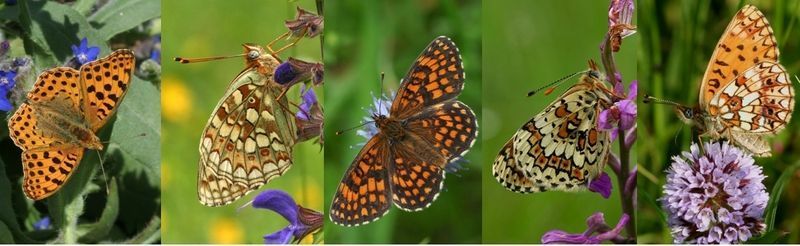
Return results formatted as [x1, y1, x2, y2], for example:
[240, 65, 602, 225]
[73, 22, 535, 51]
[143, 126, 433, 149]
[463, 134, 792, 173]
[329, 36, 478, 226]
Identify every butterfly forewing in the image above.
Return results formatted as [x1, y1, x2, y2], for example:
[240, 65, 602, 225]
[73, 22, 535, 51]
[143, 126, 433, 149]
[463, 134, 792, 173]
[493, 78, 612, 193]
[699, 5, 779, 108]
[391, 36, 465, 119]
[330, 136, 392, 226]
[78, 49, 136, 130]
[197, 61, 297, 207]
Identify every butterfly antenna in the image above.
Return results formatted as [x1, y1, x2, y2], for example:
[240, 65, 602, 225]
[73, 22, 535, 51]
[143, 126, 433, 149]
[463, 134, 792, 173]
[95, 150, 110, 196]
[335, 121, 374, 136]
[643, 95, 683, 107]
[174, 53, 246, 64]
[378, 72, 386, 113]
[237, 200, 254, 213]
[527, 70, 587, 97]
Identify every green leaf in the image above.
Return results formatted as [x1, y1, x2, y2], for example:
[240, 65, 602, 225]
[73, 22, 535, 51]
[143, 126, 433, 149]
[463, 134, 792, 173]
[0, 222, 14, 243]
[640, 189, 669, 225]
[76, 179, 119, 243]
[0, 156, 36, 243]
[746, 229, 788, 243]
[107, 77, 160, 231]
[17, 0, 108, 71]
[123, 216, 160, 244]
[764, 160, 800, 231]
[88, 0, 160, 39]
[71, 0, 97, 16]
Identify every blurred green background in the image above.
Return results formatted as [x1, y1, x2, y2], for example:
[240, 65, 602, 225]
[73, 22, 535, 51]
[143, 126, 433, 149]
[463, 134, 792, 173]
[161, 0, 323, 243]
[483, 0, 637, 243]
[637, 0, 800, 243]
[323, 0, 481, 243]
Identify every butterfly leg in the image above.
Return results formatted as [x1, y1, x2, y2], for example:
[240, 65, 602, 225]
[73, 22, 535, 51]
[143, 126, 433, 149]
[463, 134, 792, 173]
[266, 28, 308, 58]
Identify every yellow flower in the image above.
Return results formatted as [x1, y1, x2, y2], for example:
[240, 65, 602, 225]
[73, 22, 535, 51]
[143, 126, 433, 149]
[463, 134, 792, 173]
[209, 217, 243, 244]
[162, 77, 192, 122]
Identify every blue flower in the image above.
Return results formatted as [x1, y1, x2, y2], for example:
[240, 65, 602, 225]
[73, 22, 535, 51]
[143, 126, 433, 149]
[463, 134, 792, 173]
[355, 91, 393, 144]
[273, 58, 323, 86]
[71, 38, 100, 65]
[542, 213, 630, 244]
[248, 190, 322, 244]
[296, 84, 317, 121]
[150, 34, 161, 64]
[33, 216, 51, 230]
[661, 141, 767, 244]
[285, 7, 324, 38]
[0, 70, 17, 112]
[295, 84, 323, 144]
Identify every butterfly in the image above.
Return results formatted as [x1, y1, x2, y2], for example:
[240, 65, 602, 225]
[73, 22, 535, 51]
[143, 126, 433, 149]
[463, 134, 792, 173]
[645, 5, 794, 157]
[492, 64, 615, 193]
[329, 36, 478, 226]
[191, 44, 298, 207]
[7, 49, 135, 200]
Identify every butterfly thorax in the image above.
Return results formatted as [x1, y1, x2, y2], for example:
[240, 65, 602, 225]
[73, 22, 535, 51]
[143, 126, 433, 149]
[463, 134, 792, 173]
[242, 43, 281, 76]
[373, 115, 406, 142]
[30, 99, 103, 150]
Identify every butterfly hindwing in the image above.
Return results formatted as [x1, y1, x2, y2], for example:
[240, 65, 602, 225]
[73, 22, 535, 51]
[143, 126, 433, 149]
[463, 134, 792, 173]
[197, 66, 296, 206]
[330, 136, 392, 226]
[21, 147, 84, 200]
[388, 141, 446, 211]
[391, 36, 465, 119]
[406, 101, 478, 162]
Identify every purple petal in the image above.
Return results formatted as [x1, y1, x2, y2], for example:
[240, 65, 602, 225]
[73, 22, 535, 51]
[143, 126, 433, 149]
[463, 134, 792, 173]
[613, 79, 624, 95]
[263, 226, 294, 244]
[616, 99, 636, 129]
[626, 80, 637, 100]
[541, 230, 596, 244]
[86, 47, 100, 61]
[588, 172, 612, 199]
[251, 190, 299, 226]
[585, 212, 608, 234]
[0, 88, 12, 112]
[33, 216, 51, 230]
[594, 214, 630, 241]
[597, 109, 614, 130]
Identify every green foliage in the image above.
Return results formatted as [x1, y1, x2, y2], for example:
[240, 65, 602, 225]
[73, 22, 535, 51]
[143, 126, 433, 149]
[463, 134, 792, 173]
[637, 0, 800, 243]
[0, 0, 160, 243]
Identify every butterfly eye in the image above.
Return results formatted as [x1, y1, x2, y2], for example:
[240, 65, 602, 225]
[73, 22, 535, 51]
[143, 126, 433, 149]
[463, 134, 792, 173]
[683, 109, 694, 118]
[587, 70, 601, 79]
[247, 50, 260, 60]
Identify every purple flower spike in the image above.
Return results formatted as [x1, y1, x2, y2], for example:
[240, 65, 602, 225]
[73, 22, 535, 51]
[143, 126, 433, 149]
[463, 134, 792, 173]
[295, 84, 324, 144]
[588, 172, 612, 199]
[71, 38, 100, 65]
[661, 141, 767, 244]
[542, 213, 630, 244]
[251, 190, 323, 244]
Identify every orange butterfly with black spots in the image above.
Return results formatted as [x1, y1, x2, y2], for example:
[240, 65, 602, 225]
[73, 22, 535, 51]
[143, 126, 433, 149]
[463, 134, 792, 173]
[329, 36, 478, 226]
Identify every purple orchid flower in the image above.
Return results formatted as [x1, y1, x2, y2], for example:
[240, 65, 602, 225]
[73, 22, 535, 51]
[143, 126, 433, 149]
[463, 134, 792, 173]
[542, 213, 630, 244]
[598, 80, 637, 142]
